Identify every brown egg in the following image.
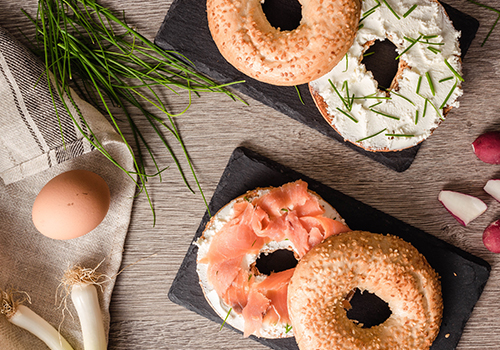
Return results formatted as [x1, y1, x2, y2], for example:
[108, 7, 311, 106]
[32, 170, 111, 240]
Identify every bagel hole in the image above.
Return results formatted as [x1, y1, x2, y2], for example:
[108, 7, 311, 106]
[261, 0, 302, 31]
[255, 249, 298, 275]
[344, 288, 392, 328]
[362, 39, 399, 90]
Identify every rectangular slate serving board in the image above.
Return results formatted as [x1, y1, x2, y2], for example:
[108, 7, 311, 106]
[155, 2, 479, 172]
[168, 146, 491, 350]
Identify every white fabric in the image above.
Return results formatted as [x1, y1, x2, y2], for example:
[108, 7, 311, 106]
[0, 27, 136, 349]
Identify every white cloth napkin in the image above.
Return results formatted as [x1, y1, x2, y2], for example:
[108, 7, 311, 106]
[0, 27, 137, 349]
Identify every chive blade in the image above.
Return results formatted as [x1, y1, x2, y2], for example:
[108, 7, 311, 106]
[444, 59, 464, 81]
[370, 109, 400, 120]
[356, 128, 387, 142]
[336, 107, 359, 123]
[425, 71, 435, 96]
[382, 0, 401, 19]
[396, 34, 422, 60]
[403, 4, 417, 18]
[439, 79, 458, 109]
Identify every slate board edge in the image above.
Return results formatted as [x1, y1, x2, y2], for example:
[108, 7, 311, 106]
[168, 146, 490, 350]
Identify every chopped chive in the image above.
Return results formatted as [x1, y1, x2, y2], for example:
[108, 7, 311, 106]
[353, 94, 390, 100]
[465, 0, 500, 46]
[415, 110, 419, 125]
[336, 107, 359, 123]
[370, 109, 400, 120]
[444, 59, 464, 82]
[416, 75, 422, 94]
[356, 128, 387, 142]
[423, 42, 445, 46]
[387, 89, 415, 105]
[360, 0, 381, 22]
[295, 86, 305, 105]
[358, 23, 365, 30]
[428, 99, 444, 120]
[404, 36, 443, 45]
[329, 79, 351, 111]
[248, 274, 253, 282]
[368, 101, 383, 108]
[427, 46, 441, 54]
[439, 76, 454, 83]
[482, 14, 500, 46]
[385, 133, 415, 137]
[425, 72, 435, 96]
[396, 34, 422, 60]
[422, 34, 439, 39]
[285, 324, 293, 334]
[423, 98, 428, 118]
[403, 4, 418, 18]
[382, 0, 401, 19]
[363, 51, 375, 57]
[440, 79, 458, 109]
[220, 308, 233, 330]
[343, 53, 349, 72]
[342, 80, 348, 92]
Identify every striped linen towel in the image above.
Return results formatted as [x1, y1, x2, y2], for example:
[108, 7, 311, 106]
[0, 26, 137, 350]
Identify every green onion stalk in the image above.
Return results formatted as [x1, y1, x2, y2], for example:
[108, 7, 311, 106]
[23, 0, 245, 222]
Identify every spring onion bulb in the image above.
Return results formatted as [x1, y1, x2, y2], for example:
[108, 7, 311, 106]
[1, 290, 74, 350]
[62, 266, 107, 350]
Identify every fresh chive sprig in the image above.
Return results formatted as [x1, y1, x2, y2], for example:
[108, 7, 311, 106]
[24, 0, 246, 221]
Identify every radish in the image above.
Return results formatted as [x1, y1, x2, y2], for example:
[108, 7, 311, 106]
[483, 220, 500, 253]
[472, 131, 500, 164]
[438, 190, 487, 226]
[484, 179, 500, 202]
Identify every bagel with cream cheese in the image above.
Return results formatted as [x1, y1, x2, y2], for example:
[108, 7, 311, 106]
[309, 0, 462, 151]
[195, 180, 351, 338]
[288, 230, 443, 350]
[206, 0, 362, 85]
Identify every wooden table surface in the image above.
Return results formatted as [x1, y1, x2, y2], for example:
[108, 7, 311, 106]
[3, 0, 500, 349]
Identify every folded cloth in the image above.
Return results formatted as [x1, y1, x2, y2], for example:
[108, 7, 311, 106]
[0, 27, 137, 349]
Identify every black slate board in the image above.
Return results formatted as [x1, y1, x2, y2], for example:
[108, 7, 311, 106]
[155, 2, 479, 172]
[168, 147, 491, 350]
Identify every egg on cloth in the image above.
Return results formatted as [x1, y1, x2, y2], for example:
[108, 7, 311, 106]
[31, 169, 111, 240]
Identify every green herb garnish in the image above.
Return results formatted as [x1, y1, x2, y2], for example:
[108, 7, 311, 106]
[382, 0, 401, 19]
[427, 46, 441, 54]
[427, 99, 444, 120]
[356, 128, 387, 142]
[396, 34, 422, 60]
[220, 308, 233, 330]
[444, 59, 464, 82]
[285, 324, 293, 334]
[363, 51, 375, 57]
[360, 0, 381, 22]
[415, 110, 419, 125]
[385, 133, 415, 137]
[24, 0, 245, 222]
[295, 86, 305, 105]
[370, 109, 400, 120]
[422, 98, 428, 118]
[387, 89, 415, 105]
[368, 101, 383, 108]
[343, 53, 349, 72]
[403, 4, 418, 18]
[329, 79, 352, 111]
[336, 107, 359, 123]
[426, 72, 435, 96]
[416, 76, 422, 94]
[440, 79, 458, 109]
[439, 76, 454, 83]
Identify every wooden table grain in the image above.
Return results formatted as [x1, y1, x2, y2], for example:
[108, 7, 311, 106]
[3, 0, 500, 349]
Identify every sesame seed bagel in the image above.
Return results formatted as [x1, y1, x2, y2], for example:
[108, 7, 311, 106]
[196, 180, 350, 338]
[206, 0, 361, 86]
[288, 230, 443, 350]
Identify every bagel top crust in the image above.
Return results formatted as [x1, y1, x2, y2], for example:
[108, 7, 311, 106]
[207, 0, 361, 86]
[288, 231, 443, 350]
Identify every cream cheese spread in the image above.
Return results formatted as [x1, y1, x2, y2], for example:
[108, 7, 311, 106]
[310, 0, 462, 151]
